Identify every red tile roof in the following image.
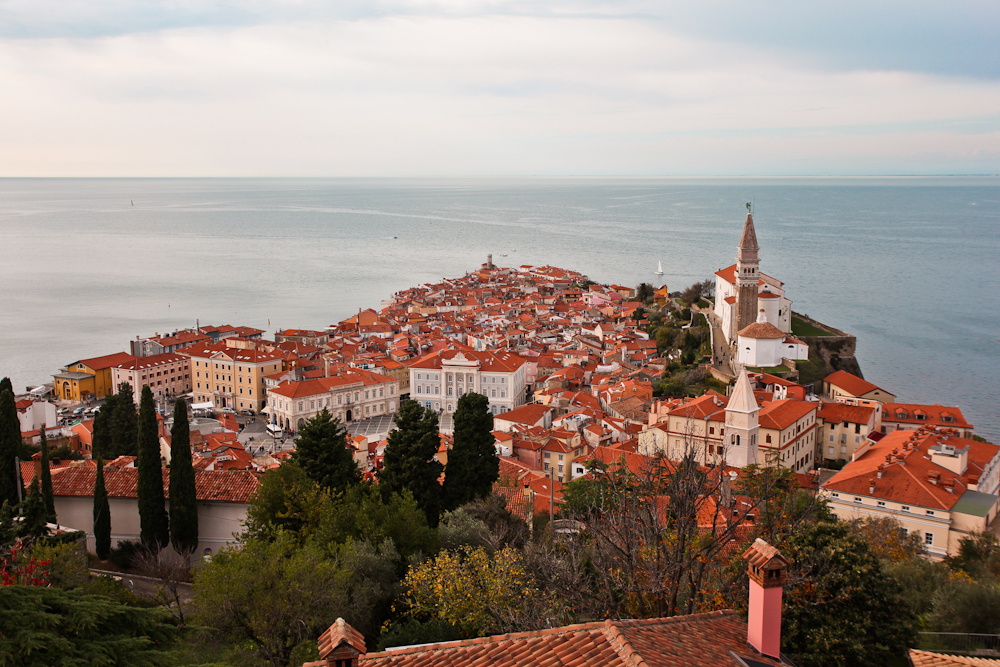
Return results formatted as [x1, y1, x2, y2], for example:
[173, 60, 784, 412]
[72, 352, 136, 370]
[822, 428, 999, 511]
[758, 399, 817, 431]
[816, 402, 875, 426]
[50, 466, 261, 503]
[824, 370, 883, 397]
[354, 611, 782, 667]
[882, 403, 972, 429]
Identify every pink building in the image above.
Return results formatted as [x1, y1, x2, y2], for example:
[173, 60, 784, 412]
[112, 353, 191, 404]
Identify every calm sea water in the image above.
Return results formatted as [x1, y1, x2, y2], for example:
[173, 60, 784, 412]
[1, 178, 997, 439]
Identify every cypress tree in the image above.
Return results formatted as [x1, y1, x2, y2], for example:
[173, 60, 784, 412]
[442, 392, 499, 510]
[291, 408, 360, 494]
[0, 388, 23, 509]
[136, 386, 168, 549]
[168, 398, 198, 555]
[0, 378, 11, 396]
[39, 429, 56, 523]
[111, 384, 138, 458]
[378, 400, 444, 527]
[92, 403, 112, 461]
[93, 458, 111, 560]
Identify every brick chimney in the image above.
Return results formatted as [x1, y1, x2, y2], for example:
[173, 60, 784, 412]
[743, 538, 789, 659]
[317, 618, 366, 667]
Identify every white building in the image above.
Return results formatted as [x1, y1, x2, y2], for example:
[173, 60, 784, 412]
[408, 348, 528, 415]
[267, 369, 399, 432]
[736, 310, 809, 368]
[714, 212, 793, 345]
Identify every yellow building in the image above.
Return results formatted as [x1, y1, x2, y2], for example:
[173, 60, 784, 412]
[181, 342, 284, 412]
[54, 352, 136, 402]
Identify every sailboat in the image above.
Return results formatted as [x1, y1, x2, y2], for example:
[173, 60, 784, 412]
[655, 260, 664, 276]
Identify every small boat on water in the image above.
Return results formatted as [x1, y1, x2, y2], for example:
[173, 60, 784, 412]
[655, 260, 664, 276]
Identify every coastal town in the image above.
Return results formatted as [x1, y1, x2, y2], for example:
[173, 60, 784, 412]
[3, 211, 998, 666]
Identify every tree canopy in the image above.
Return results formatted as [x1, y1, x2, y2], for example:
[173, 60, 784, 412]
[93, 458, 111, 561]
[110, 384, 139, 458]
[38, 429, 56, 523]
[378, 400, 444, 527]
[442, 393, 498, 511]
[291, 408, 360, 494]
[0, 585, 177, 667]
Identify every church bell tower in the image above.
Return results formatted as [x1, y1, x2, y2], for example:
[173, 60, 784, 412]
[735, 206, 760, 334]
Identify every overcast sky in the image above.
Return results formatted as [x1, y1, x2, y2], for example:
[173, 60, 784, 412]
[2, 0, 998, 176]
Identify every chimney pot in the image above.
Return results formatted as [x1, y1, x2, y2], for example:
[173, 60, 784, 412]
[742, 538, 787, 659]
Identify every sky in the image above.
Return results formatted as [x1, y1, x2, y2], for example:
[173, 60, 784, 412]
[1, 0, 999, 176]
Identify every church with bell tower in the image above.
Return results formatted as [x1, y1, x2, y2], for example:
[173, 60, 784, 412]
[714, 206, 793, 345]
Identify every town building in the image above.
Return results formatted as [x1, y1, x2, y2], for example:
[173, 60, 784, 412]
[180, 342, 285, 412]
[820, 427, 1000, 559]
[50, 463, 261, 562]
[736, 310, 809, 369]
[880, 403, 973, 438]
[275, 329, 330, 346]
[816, 401, 879, 463]
[53, 352, 136, 401]
[823, 370, 896, 404]
[267, 370, 400, 432]
[111, 353, 191, 405]
[408, 348, 528, 415]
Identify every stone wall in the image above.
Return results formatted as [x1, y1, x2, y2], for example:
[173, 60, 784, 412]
[791, 312, 863, 388]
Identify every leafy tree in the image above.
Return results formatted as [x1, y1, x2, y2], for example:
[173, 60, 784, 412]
[928, 578, 1000, 634]
[378, 618, 468, 651]
[636, 283, 654, 303]
[168, 398, 198, 555]
[291, 408, 360, 494]
[243, 462, 330, 544]
[0, 388, 23, 508]
[780, 520, 917, 667]
[442, 393, 497, 511]
[947, 531, 1000, 580]
[378, 400, 444, 527]
[315, 484, 437, 560]
[0, 585, 177, 666]
[402, 545, 544, 636]
[193, 535, 352, 667]
[884, 557, 953, 619]
[38, 429, 56, 523]
[136, 386, 168, 549]
[111, 384, 138, 458]
[93, 458, 112, 561]
[845, 516, 922, 563]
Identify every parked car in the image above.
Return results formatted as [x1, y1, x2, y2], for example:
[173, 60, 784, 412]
[239, 409, 255, 416]
[73, 407, 85, 415]
[221, 407, 236, 415]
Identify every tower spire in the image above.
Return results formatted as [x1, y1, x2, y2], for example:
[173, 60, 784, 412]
[735, 208, 760, 333]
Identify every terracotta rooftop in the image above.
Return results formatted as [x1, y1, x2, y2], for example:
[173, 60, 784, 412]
[908, 650, 1000, 667]
[824, 370, 884, 397]
[50, 466, 261, 503]
[306, 611, 784, 667]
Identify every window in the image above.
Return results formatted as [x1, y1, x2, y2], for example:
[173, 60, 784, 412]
[828, 446, 833, 455]
[831, 492, 839, 498]
[924, 533, 934, 546]
[877, 501, 886, 507]
[766, 434, 772, 444]
[901, 506, 910, 512]
[854, 497, 862, 504]
[926, 510, 935, 516]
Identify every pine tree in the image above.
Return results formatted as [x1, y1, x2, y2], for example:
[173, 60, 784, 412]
[442, 392, 499, 510]
[92, 401, 112, 461]
[93, 458, 111, 560]
[111, 384, 138, 458]
[136, 386, 168, 549]
[291, 408, 360, 494]
[0, 388, 23, 508]
[378, 400, 444, 527]
[39, 429, 56, 523]
[168, 398, 198, 555]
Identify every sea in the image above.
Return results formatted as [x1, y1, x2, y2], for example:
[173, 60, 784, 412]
[1, 177, 997, 440]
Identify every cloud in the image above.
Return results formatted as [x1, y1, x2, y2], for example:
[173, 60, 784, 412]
[0, 10, 998, 175]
